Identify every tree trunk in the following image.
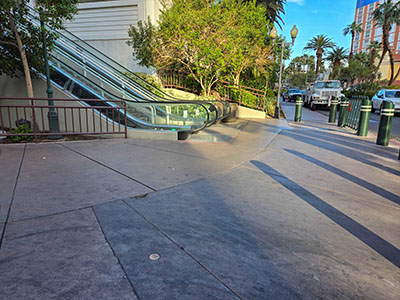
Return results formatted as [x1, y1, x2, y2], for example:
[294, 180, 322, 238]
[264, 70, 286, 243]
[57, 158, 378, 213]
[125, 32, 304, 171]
[388, 47, 395, 85]
[374, 48, 387, 79]
[349, 32, 354, 60]
[199, 77, 207, 96]
[370, 49, 376, 68]
[6, 9, 34, 98]
[375, 18, 389, 79]
[332, 61, 340, 79]
[233, 73, 240, 86]
[316, 50, 322, 75]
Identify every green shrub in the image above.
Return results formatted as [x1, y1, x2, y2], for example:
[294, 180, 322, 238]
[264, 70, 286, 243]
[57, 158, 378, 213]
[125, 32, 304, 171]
[216, 84, 274, 114]
[124, 72, 165, 97]
[11, 125, 34, 143]
[265, 89, 276, 116]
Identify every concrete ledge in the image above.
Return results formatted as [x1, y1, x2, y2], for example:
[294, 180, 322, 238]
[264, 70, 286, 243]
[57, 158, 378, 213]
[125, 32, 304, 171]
[127, 128, 178, 141]
[236, 106, 266, 119]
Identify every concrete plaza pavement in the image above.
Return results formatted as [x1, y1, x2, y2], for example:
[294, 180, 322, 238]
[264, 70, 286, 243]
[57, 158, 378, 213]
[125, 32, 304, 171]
[0, 104, 399, 299]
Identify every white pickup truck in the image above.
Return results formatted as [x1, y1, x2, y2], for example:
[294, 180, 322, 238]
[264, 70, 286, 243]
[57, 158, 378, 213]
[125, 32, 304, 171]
[304, 80, 344, 110]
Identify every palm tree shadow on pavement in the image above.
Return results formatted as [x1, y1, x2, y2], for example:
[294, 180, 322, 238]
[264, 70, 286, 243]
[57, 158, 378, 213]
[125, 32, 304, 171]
[250, 160, 400, 269]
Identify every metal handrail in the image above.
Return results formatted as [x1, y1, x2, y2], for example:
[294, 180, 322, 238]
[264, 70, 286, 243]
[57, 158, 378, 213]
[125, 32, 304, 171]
[0, 97, 128, 142]
[48, 58, 215, 131]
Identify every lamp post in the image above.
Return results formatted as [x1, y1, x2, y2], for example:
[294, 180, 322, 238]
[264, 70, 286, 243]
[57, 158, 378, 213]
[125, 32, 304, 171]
[270, 25, 299, 118]
[40, 12, 61, 139]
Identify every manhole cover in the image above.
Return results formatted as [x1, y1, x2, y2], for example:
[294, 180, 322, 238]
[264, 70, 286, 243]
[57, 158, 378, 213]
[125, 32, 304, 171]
[149, 253, 160, 261]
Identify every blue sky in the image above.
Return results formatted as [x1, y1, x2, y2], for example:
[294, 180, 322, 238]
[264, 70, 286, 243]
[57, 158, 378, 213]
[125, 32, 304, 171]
[278, 0, 359, 60]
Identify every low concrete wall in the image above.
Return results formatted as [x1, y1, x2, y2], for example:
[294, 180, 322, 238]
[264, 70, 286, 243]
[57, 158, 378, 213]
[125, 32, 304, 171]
[0, 76, 118, 134]
[236, 106, 266, 119]
[127, 128, 178, 141]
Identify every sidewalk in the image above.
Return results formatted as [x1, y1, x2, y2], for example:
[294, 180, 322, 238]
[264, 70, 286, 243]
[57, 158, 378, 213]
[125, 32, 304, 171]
[0, 106, 399, 299]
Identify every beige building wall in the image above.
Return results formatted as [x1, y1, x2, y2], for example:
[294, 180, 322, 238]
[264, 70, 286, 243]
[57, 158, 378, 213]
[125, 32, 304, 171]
[64, 0, 162, 73]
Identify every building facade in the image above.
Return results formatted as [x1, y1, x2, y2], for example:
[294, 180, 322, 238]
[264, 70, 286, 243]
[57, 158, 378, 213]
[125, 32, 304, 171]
[352, 0, 400, 84]
[64, 0, 162, 73]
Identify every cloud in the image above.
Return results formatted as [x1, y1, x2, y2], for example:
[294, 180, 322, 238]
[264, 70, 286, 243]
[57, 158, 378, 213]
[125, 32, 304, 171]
[287, 0, 305, 5]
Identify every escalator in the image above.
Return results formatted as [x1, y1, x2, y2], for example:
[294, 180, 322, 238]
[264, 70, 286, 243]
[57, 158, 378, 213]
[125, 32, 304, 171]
[50, 56, 214, 132]
[25, 7, 231, 134]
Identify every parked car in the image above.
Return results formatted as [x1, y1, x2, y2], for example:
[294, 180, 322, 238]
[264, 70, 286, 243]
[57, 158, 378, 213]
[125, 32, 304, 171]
[371, 89, 400, 114]
[283, 88, 303, 102]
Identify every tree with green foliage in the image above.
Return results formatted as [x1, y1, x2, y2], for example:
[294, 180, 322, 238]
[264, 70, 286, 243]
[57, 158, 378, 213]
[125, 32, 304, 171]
[220, 0, 270, 86]
[373, 0, 400, 84]
[0, 0, 78, 97]
[253, 0, 286, 28]
[343, 21, 363, 59]
[326, 47, 348, 79]
[367, 41, 382, 67]
[287, 54, 315, 74]
[304, 34, 336, 76]
[127, 0, 271, 96]
[288, 56, 303, 74]
[339, 52, 371, 86]
[287, 73, 307, 88]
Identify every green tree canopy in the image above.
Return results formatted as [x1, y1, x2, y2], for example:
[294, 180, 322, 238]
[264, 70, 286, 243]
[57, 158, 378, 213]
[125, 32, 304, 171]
[0, 0, 78, 97]
[128, 0, 272, 95]
[326, 46, 348, 79]
[343, 21, 363, 59]
[373, 0, 400, 84]
[304, 34, 336, 76]
[339, 52, 371, 85]
[252, 0, 286, 28]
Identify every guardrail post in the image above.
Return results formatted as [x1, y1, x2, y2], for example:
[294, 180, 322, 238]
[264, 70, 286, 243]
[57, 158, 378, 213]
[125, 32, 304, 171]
[376, 100, 395, 146]
[338, 97, 349, 127]
[329, 96, 339, 123]
[294, 96, 303, 122]
[357, 97, 372, 136]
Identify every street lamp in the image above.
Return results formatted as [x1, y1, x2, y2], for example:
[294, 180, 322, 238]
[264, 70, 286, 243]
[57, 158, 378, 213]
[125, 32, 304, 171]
[40, 11, 61, 139]
[270, 25, 299, 118]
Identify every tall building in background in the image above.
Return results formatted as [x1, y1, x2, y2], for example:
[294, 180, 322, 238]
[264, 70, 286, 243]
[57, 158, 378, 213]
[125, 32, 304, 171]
[352, 0, 400, 84]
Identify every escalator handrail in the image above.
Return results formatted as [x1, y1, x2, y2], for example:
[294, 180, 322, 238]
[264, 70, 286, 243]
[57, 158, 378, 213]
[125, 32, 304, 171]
[48, 64, 213, 131]
[27, 5, 231, 120]
[50, 54, 219, 126]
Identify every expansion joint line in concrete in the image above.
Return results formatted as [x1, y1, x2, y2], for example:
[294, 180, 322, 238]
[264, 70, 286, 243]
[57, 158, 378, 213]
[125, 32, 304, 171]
[122, 199, 244, 300]
[59, 143, 156, 192]
[91, 206, 142, 300]
[0, 144, 27, 251]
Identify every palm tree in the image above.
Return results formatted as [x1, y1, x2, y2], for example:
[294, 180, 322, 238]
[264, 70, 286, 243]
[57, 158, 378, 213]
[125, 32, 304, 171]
[253, 0, 286, 28]
[367, 41, 382, 69]
[302, 54, 315, 74]
[326, 47, 348, 78]
[373, 0, 400, 84]
[343, 22, 363, 59]
[304, 35, 336, 75]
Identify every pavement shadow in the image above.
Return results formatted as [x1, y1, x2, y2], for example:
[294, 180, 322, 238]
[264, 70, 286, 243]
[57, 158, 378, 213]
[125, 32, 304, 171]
[190, 127, 234, 143]
[281, 130, 400, 177]
[123, 177, 302, 299]
[284, 149, 400, 206]
[296, 126, 397, 159]
[250, 160, 400, 269]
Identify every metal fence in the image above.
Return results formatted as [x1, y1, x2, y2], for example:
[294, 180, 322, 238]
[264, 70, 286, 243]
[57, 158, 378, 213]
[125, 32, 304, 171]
[215, 80, 271, 112]
[158, 71, 201, 93]
[158, 71, 273, 113]
[0, 97, 127, 143]
[344, 96, 365, 130]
